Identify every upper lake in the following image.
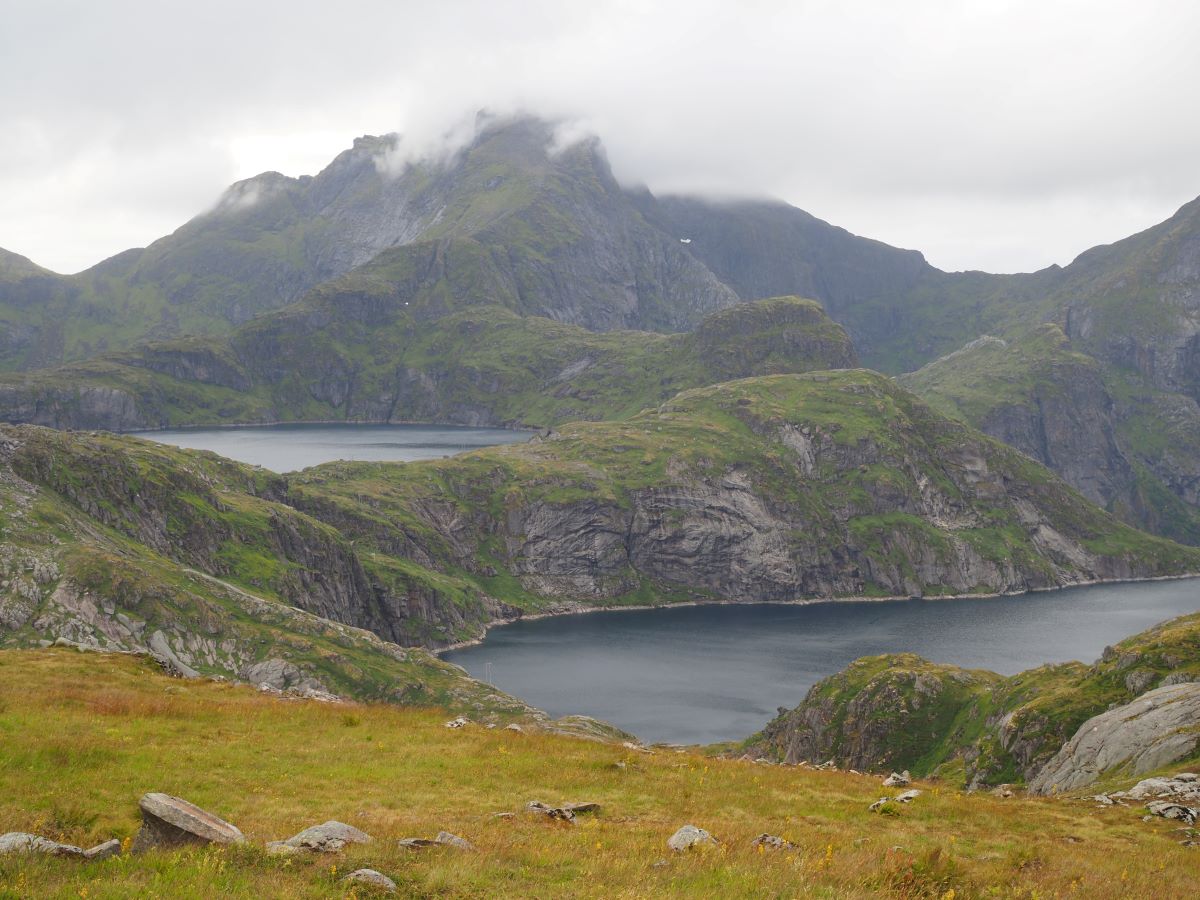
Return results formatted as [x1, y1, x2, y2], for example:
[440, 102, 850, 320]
[133, 423, 530, 472]
[444, 578, 1200, 746]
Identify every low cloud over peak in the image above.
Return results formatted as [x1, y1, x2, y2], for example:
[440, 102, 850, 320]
[2, 0, 1199, 274]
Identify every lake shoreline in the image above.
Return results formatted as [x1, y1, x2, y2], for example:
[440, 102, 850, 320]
[435, 571, 1200, 655]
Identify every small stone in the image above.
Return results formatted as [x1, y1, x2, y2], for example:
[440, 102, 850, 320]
[397, 838, 439, 850]
[667, 825, 717, 851]
[265, 841, 302, 856]
[276, 820, 372, 853]
[751, 833, 796, 850]
[492, 812, 515, 819]
[869, 798, 891, 813]
[131, 793, 245, 853]
[882, 771, 911, 788]
[83, 839, 122, 861]
[563, 802, 601, 815]
[341, 869, 396, 893]
[435, 831, 473, 850]
[504, 723, 523, 733]
[895, 789, 921, 803]
[444, 716, 470, 729]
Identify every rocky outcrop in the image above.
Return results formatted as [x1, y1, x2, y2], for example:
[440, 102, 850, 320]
[1027, 683, 1200, 794]
[748, 654, 999, 772]
[749, 608, 1200, 789]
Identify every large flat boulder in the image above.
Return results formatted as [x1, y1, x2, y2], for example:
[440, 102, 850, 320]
[131, 793, 245, 852]
[1028, 683, 1200, 795]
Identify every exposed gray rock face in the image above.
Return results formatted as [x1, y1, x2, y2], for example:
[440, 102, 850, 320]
[270, 820, 372, 853]
[0, 383, 149, 431]
[667, 825, 717, 851]
[1028, 683, 1200, 795]
[131, 793, 245, 852]
[973, 362, 1133, 510]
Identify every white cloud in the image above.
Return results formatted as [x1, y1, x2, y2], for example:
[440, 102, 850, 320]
[1, 0, 1198, 273]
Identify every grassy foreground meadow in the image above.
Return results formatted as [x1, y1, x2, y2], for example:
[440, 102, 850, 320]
[1, 650, 1195, 898]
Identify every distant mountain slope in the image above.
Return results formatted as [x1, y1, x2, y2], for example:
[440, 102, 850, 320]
[0, 295, 856, 431]
[636, 194, 1061, 373]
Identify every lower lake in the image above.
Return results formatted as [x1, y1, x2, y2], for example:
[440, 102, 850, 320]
[444, 578, 1200, 745]
[133, 423, 530, 472]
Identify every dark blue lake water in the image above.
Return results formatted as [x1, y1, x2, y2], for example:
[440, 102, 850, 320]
[133, 423, 529, 472]
[445, 579, 1200, 745]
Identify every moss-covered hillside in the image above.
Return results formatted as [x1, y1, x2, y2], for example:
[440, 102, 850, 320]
[0, 294, 855, 432]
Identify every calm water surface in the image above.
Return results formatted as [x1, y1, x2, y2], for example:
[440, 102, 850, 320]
[445, 579, 1200, 745]
[134, 423, 529, 472]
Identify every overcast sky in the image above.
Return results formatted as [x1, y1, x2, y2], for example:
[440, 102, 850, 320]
[2, 0, 1198, 274]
